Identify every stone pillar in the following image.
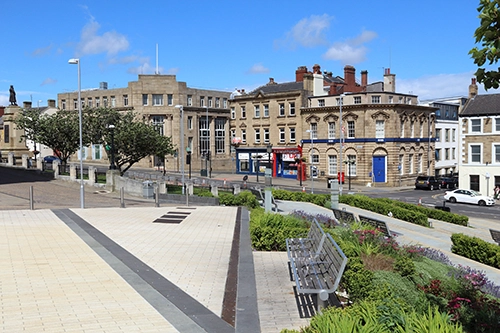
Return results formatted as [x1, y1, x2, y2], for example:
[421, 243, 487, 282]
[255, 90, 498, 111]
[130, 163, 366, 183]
[187, 182, 194, 195]
[88, 166, 96, 184]
[7, 152, 14, 166]
[211, 184, 218, 197]
[233, 184, 241, 195]
[36, 158, 42, 170]
[70, 163, 77, 180]
[0, 106, 30, 160]
[159, 181, 167, 194]
[53, 161, 60, 178]
[22, 154, 29, 168]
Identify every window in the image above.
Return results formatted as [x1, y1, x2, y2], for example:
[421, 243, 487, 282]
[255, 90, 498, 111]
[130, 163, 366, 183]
[328, 155, 338, 175]
[407, 98, 413, 105]
[111, 96, 116, 107]
[388, 96, 393, 104]
[215, 118, 226, 154]
[318, 99, 325, 107]
[371, 95, 381, 104]
[187, 95, 192, 106]
[289, 102, 295, 115]
[208, 97, 213, 108]
[279, 128, 285, 143]
[142, 94, 148, 106]
[279, 103, 285, 116]
[230, 107, 235, 119]
[263, 128, 270, 143]
[400, 120, 405, 137]
[354, 96, 361, 104]
[495, 145, 500, 163]
[200, 96, 205, 107]
[376, 120, 385, 138]
[471, 119, 481, 132]
[223, 98, 227, 108]
[420, 122, 423, 138]
[241, 106, 246, 118]
[347, 121, 355, 138]
[199, 117, 210, 155]
[153, 94, 163, 106]
[399, 154, 404, 175]
[452, 129, 456, 142]
[410, 120, 415, 138]
[470, 175, 480, 191]
[87, 98, 92, 108]
[445, 148, 450, 160]
[92, 144, 102, 160]
[452, 148, 456, 160]
[95, 97, 100, 107]
[417, 154, 422, 173]
[123, 95, 128, 106]
[187, 116, 193, 130]
[73, 99, 78, 109]
[255, 128, 261, 143]
[495, 118, 500, 132]
[346, 155, 357, 176]
[409, 154, 414, 174]
[436, 149, 441, 162]
[241, 129, 246, 144]
[328, 122, 335, 139]
[188, 137, 193, 152]
[470, 144, 481, 163]
[263, 104, 269, 117]
[290, 127, 296, 143]
[215, 97, 220, 108]
[445, 129, 450, 142]
[254, 105, 260, 118]
[435, 129, 441, 141]
[310, 123, 318, 139]
[310, 151, 319, 164]
[167, 94, 173, 106]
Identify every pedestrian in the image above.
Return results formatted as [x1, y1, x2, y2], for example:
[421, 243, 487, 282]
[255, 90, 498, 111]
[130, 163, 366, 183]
[494, 185, 500, 200]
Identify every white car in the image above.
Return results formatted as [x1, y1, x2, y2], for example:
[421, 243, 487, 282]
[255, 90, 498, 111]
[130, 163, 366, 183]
[444, 189, 495, 206]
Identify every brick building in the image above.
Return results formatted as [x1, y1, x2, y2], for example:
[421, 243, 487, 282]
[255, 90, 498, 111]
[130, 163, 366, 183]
[58, 75, 232, 172]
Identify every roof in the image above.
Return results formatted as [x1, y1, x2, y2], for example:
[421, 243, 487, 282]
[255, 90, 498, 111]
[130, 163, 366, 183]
[250, 81, 303, 95]
[461, 94, 500, 117]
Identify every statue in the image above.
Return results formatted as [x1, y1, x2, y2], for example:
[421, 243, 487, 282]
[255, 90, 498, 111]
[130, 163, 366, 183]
[9, 85, 17, 106]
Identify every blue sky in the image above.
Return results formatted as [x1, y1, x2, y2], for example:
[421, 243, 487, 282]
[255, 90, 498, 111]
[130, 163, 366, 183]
[1, 0, 496, 107]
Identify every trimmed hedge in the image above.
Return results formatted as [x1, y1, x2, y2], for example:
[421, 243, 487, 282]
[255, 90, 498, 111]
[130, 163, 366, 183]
[451, 233, 500, 269]
[340, 194, 429, 227]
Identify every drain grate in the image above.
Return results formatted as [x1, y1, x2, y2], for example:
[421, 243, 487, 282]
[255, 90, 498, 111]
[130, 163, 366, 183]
[153, 211, 192, 224]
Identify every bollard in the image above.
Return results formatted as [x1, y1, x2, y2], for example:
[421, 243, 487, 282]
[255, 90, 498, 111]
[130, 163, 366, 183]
[120, 187, 125, 208]
[155, 184, 160, 207]
[29, 186, 34, 210]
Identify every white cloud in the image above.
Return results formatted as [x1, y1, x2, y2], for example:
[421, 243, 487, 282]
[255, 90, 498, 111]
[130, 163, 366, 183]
[32, 44, 53, 57]
[41, 78, 57, 86]
[246, 63, 270, 74]
[323, 30, 377, 64]
[77, 17, 129, 56]
[166, 67, 179, 75]
[277, 14, 332, 49]
[127, 61, 164, 75]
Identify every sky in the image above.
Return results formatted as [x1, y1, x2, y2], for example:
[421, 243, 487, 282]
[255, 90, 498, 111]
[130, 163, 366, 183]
[0, 0, 497, 107]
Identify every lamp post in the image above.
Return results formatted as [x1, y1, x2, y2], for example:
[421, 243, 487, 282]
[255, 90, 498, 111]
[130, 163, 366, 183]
[267, 144, 273, 186]
[306, 129, 314, 194]
[339, 93, 345, 195]
[345, 158, 356, 191]
[107, 124, 117, 170]
[427, 112, 435, 175]
[186, 147, 192, 179]
[175, 105, 185, 194]
[68, 58, 85, 209]
[205, 105, 211, 178]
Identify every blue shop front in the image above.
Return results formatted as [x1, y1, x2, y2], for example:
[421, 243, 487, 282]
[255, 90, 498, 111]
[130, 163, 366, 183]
[235, 146, 304, 179]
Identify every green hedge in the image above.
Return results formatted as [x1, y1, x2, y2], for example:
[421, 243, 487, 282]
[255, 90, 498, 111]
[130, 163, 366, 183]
[375, 198, 468, 226]
[340, 194, 429, 227]
[272, 189, 329, 207]
[451, 233, 500, 269]
[218, 191, 260, 208]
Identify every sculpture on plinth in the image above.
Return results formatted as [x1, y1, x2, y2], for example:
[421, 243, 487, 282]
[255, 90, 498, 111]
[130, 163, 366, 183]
[9, 85, 17, 106]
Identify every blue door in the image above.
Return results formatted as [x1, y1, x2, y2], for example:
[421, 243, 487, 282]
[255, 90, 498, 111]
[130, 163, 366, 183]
[372, 156, 386, 183]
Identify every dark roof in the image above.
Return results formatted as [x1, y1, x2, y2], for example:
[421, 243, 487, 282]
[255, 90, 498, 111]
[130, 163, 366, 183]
[250, 81, 303, 95]
[461, 94, 500, 117]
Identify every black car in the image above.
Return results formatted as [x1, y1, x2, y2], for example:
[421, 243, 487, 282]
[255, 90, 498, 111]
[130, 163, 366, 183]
[415, 175, 441, 190]
[437, 177, 458, 189]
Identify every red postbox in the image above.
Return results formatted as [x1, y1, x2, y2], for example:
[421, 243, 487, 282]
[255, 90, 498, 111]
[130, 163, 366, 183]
[338, 172, 345, 184]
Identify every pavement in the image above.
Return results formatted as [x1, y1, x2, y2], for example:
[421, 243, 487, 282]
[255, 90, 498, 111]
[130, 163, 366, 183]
[1, 167, 500, 332]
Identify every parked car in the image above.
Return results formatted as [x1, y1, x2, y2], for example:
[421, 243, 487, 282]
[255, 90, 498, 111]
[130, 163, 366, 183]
[444, 189, 495, 206]
[437, 177, 458, 189]
[415, 175, 441, 190]
[43, 155, 61, 163]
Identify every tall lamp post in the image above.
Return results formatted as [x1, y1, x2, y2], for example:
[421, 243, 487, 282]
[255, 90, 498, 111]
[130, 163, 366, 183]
[267, 144, 273, 185]
[339, 93, 345, 195]
[186, 147, 192, 179]
[427, 112, 435, 175]
[68, 58, 85, 209]
[345, 158, 356, 191]
[306, 129, 314, 194]
[175, 105, 185, 194]
[205, 105, 211, 178]
[107, 124, 117, 169]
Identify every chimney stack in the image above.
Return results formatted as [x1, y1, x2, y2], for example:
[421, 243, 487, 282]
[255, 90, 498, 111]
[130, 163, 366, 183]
[469, 78, 478, 98]
[23, 101, 32, 109]
[313, 64, 321, 74]
[267, 78, 276, 85]
[383, 68, 396, 93]
[48, 99, 56, 108]
[295, 66, 308, 82]
[361, 70, 368, 88]
[344, 65, 356, 89]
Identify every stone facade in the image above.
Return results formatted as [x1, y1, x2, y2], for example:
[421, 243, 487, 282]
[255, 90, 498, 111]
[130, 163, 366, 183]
[57, 75, 232, 172]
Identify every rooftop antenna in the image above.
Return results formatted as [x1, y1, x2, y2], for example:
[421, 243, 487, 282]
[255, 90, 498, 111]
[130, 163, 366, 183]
[155, 43, 159, 75]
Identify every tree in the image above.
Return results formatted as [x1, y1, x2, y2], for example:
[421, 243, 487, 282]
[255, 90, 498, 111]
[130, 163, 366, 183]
[469, 0, 500, 89]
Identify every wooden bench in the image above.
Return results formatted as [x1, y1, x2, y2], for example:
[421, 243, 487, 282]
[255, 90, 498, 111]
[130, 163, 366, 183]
[286, 218, 326, 260]
[331, 208, 357, 225]
[249, 187, 278, 212]
[358, 215, 392, 238]
[490, 228, 500, 245]
[289, 233, 348, 312]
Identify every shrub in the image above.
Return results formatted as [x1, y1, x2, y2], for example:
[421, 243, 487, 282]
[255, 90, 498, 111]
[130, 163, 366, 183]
[393, 256, 416, 277]
[249, 212, 308, 251]
[451, 233, 500, 269]
[219, 191, 259, 209]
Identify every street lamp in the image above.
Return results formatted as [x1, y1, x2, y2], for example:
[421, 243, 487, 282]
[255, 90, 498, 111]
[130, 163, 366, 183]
[306, 129, 314, 194]
[205, 105, 211, 178]
[267, 144, 273, 186]
[175, 105, 185, 195]
[427, 112, 435, 175]
[107, 124, 117, 170]
[186, 147, 192, 179]
[68, 58, 85, 209]
[339, 93, 345, 195]
[344, 158, 356, 191]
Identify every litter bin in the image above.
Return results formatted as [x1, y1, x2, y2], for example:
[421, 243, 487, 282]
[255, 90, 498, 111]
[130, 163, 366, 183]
[143, 181, 154, 198]
[200, 169, 208, 177]
[327, 177, 336, 188]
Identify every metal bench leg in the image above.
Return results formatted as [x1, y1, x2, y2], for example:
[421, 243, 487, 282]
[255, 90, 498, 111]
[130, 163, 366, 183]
[316, 290, 329, 313]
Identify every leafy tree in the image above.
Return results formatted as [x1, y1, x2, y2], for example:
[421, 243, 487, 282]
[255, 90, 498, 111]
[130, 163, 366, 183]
[469, 0, 500, 89]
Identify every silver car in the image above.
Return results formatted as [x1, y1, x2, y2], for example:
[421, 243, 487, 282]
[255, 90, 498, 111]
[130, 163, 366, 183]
[444, 189, 495, 206]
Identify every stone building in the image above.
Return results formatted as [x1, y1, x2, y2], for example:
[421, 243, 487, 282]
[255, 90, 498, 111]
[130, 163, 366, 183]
[302, 69, 438, 187]
[57, 75, 232, 173]
[458, 78, 500, 196]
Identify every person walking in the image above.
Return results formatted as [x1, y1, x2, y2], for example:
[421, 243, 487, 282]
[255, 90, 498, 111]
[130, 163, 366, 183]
[494, 185, 500, 200]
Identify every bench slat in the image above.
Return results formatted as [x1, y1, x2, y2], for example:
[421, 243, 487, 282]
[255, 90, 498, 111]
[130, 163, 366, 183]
[490, 228, 500, 245]
[359, 215, 392, 238]
[332, 208, 357, 224]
